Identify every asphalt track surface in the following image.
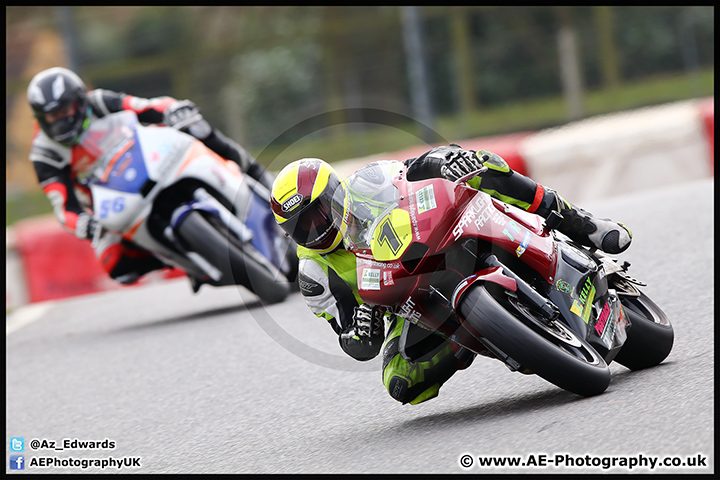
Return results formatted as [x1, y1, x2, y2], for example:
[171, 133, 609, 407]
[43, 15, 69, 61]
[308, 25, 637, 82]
[6, 178, 714, 474]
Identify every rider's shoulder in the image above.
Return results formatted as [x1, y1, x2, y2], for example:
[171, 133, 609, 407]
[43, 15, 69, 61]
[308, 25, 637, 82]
[87, 88, 125, 116]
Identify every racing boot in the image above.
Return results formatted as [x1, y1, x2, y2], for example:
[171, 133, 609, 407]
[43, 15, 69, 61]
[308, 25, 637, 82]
[538, 188, 632, 254]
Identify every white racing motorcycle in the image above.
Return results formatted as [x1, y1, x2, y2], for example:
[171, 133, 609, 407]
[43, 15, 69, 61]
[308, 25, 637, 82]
[79, 110, 297, 304]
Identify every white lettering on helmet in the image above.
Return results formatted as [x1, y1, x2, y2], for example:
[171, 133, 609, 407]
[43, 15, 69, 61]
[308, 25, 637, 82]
[282, 193, 303, 212]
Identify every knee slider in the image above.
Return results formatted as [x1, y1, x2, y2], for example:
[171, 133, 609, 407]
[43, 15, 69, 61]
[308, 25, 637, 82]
[387, 376, 412, 404]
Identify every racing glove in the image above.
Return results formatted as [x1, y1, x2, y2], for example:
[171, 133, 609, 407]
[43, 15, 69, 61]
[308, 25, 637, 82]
[163, 100, 206, 133]
[440, 147, 488, 182]
[75, 212, 98, 240]
[339, 304, 386, 361]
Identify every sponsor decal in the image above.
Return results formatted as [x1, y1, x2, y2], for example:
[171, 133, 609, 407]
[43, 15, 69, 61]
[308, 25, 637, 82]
[502, 219, 522, 242]
[383, 270, 395, 286]
[570, 300, 584, 317]
[599, 296, 629, 348]
[416, 185, 437, 214]
[453, 194, 490, 239]
[123, 167, 137, 181]
[473, 205, 491, 229]
[570, 277, 595, 323]
[595, 302, 611, 336]
[596, 300, 618, 348]
[298, 273, 324, 297]
[406, 182, 421, 241]
[474, 208, 506, 229]
[516, 230, 532, 257]
[579, 278, 596, 323]
[555, 279, 573, 295]
[361, 268, 381, 290]
[281, 193, 303, 212]
[399, 296, 422, 322]
[360, 259, 400, 270]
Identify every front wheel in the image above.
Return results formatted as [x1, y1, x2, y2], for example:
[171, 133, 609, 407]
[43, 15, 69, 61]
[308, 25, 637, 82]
[612, 291, 674, 370]
[176, 210, 289, 304]
[458, 284, 611, 397]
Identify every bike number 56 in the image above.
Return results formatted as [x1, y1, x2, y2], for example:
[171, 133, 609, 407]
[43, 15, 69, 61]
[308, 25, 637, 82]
[99, 197, 125, 218]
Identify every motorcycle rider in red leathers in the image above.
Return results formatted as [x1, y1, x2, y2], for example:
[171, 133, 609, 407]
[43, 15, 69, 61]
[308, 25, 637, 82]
[26, 67, 275, 288]
[270, 147, 632, 405]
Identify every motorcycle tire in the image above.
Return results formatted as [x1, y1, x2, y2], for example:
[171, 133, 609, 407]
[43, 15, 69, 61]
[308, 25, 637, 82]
[612, 292, 674, 370]
[458, 283, 611, 397]
[176, 210, 289, 304]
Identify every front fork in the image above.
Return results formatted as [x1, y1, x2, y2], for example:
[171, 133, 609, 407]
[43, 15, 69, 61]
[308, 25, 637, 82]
[480, 253, 559, 322]
[164, 188, 254, 281]
[450, 248, 559, 324]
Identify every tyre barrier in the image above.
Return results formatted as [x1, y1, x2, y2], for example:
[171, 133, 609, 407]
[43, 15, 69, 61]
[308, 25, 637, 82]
[7, 216, 184, 308]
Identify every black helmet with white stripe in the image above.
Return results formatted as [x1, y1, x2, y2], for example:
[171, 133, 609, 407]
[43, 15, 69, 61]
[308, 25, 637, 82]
[27, 67, 90, 145]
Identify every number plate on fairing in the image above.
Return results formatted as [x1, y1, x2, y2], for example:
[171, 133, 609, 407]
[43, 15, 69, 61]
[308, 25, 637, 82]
[370, 209, 413, 261]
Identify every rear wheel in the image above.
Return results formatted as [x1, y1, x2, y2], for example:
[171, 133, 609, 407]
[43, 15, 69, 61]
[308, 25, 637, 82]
[458, 283, 610, 397]
[176, 210, 289, 304]
[611, 288, 674, 370]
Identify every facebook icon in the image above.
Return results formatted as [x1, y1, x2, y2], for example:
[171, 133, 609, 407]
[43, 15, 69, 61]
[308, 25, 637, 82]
[10, 455, 25, 470]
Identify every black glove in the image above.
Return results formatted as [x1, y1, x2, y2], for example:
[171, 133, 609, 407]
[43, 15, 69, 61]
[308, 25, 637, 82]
[440, 148, 488, 182]
[342, 304, 385, 342]
[163, 100, 203, 130]
[75, 212, 98, 240]
[355, 304, 385, 336]
[340, 304, 386, 361]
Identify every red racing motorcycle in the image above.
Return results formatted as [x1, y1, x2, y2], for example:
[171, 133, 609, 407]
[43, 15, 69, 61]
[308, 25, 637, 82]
[333, 161, 674, 397]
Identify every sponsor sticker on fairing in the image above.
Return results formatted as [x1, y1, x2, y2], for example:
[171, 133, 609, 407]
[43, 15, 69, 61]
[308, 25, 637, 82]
[569, 277, 596, 323]
[361, 268, 381, 290]
[415, 185, 437, 214]
[516, 230, 532, 257]
[570, 300, 584, 318]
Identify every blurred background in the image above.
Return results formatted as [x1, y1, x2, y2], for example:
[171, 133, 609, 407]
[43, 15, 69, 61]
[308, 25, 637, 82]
[5, 6, 714, 308]
[6, 6, 714, 225]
